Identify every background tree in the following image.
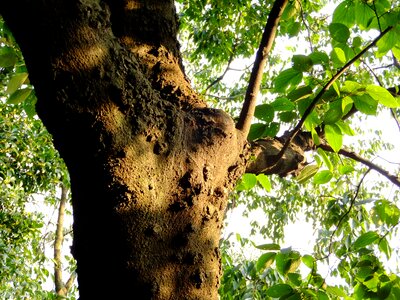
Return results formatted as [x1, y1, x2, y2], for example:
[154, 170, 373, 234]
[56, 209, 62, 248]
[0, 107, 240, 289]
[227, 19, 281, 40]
[0, 0, 399, 299]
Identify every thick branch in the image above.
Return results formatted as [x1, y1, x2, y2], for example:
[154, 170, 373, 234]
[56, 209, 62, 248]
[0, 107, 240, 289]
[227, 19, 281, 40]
[275, 26, 393, 163]
[54, 184, 68, 294]
[236, 0, 289, 136]
[318, 144, 400, 188]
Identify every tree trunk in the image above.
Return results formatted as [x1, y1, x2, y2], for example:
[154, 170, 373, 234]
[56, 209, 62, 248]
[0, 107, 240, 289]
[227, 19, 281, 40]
[0, 1, 248, 298]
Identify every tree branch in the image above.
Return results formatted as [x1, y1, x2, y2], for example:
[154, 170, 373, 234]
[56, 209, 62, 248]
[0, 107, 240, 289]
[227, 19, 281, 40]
[236, 0, 289, 136]
[274, 26, 393, 163]
[318, 143, 400, 188]
[54, 184, 68, 295]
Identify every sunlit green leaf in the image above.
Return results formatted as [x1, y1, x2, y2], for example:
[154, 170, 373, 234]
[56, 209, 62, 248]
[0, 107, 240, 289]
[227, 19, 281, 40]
[274, 68, 303, 92]
[313, 170, 333, 184]
[257, 174, 271, 192]
[302, 254, 315, 269]
[325, 124, 343, 152]
[331, 47, 346, 67]
[353, 231, 380, 250]
[296, 165, 319, 184]
[6, 72, 29, 95]
[353, 94, 378, 115]
[339, 165, 354, 175]
[255, 243, 280, 251]
[7, 88, 32, 104]
[288, 85, 313, 102]
[256, 252, 276, 271]
[366, 85, 399, 108]
[333, 1, 356, 27]
[236, 173, 257, 191]
[317, 148, 333, 171]
[323, 100, 343, 124]
[376, 30, 397, 56]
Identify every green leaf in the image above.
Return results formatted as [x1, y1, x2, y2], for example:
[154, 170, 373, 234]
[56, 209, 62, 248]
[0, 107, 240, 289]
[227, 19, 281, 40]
[341, 96, 353, 115]
[317, 148, 333, 171]
[333, 1, 356, 27]
[248, 123, 268, 141]
[302, 254, 315, 269]
[339, 165, 354, 175]
[309, 51, 329, 65]
[256, 252, 276, 271]
[279, 111, 297, 123]
[336, 120, 355, 136]
[264, 122, 280, 137]
[376, 30, 397, 55]
[379, 237, 391, 259]
[292, 55, 313, 72]
[287, 85, 313, 102]
[341, 80, 363, 93]
[255, 243, 280, 251]
[296, 165, 319, 184]
[353, 231, 380, 250]
[266, 284, 293, 298]
[287, 21, 301, 37]
[313, 170, 333, 184]
[6, 73, 29, 95]
[7, 88, 32, 105]
[274, 68, 303, 93]
[331, 47, 346, 67]
[323, 100, 343, 124]
[288, 273, 302, 286]
[355, 1, 376, 29]
[325, 124, 342, 152]
[353, 94, 378, 115]
[329, 23, 350, 43]
[236, 173, 257, 191]
[254, 104, 274, 122]
[271, 97, 295, 111]
[366, 85, 399, 108]
[0, 46, 18, 68]
[257, 174, 271, 192]
[23, 91, 37, 118]
[326, 286, 348, 297]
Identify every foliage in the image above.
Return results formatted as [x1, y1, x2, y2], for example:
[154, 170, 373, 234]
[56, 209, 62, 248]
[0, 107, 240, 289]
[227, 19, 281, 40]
[1, 0, 400, 298]
[178, 0, 400, 298]
[0, 18, 76, 299]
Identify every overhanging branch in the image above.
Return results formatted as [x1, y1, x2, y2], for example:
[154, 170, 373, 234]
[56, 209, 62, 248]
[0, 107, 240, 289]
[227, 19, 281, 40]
[236, 0, 289, 137]
[318, 143, 400, 188]
[274, 26, 393, 164]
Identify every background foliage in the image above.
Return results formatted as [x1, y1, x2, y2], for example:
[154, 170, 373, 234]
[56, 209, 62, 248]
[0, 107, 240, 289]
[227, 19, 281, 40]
[1, 0, 400, 298]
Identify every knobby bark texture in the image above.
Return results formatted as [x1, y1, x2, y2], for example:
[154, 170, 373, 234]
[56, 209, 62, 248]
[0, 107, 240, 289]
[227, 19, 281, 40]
[0, 1, 307, 299]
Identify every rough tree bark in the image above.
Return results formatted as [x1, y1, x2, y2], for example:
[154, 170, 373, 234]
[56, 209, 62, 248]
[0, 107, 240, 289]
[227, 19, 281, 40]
[0, 1, 303, 298]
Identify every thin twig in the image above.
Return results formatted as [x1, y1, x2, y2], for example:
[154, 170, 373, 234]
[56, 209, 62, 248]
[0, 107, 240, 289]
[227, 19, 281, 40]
[203, 50, 236, 93]
[321, 169, 371, 260]
[236, 0, 289, 136]
[318, 143, 400, 188]
[273, 26, 393, 163]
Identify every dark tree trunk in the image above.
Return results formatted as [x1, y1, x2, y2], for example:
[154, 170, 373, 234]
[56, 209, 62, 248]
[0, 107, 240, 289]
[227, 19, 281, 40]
[0, 1, 248, 299]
